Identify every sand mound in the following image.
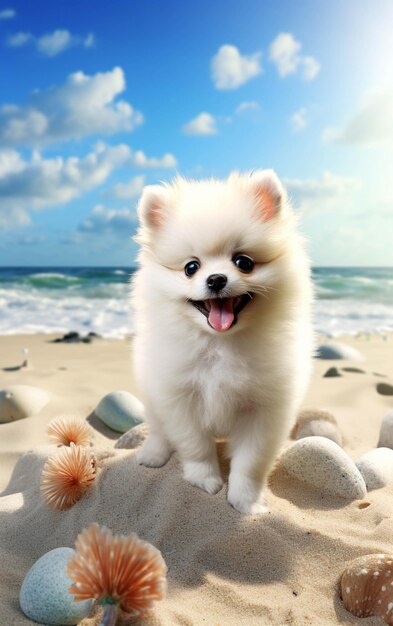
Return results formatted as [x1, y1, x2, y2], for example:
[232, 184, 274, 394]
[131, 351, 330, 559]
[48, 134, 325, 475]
[1, 439, 392, 625]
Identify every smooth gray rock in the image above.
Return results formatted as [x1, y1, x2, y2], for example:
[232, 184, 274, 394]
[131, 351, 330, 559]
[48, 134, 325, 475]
[376, 383, 393, 396]
[315, 343, 365, 361]
[279, 436, 366, 500]
[296, 419, 343, 447]
[0, 385, 49, 423]
[356, 448, 393, 490]
[378, 411, 393, 448]
[95, 390, 144, 433]
[20, 547, 92, 625]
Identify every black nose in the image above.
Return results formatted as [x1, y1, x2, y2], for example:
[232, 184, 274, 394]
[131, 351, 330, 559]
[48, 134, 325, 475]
[206, 273, 227, 292]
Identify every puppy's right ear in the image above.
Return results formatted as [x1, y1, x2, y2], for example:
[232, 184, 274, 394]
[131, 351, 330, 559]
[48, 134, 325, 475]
[137, 185, 169, 229]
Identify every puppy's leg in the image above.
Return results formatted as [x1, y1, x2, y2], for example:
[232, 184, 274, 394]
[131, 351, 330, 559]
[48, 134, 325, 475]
[137, 428, 173, 467]
[137, 406, 173, 467]
[228, 407, 288, 515]
[175, 421, 223, 495]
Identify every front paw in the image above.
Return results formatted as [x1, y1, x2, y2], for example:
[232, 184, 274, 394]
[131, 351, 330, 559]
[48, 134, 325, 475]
[183, 461, 224, 495]
[228, 495, 269, 515]
[137, 434, 172, 467]
[227, 477, 269, 515]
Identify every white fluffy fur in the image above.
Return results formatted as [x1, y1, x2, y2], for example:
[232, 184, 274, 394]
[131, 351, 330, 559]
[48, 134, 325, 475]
[130, 171, 314, 515]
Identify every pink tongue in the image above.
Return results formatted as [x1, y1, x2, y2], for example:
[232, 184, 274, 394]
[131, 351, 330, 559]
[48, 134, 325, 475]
[208, 298, 235, 332]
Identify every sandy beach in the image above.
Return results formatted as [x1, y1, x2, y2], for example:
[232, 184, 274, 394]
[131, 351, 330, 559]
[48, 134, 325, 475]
[1, 332, 393, 625]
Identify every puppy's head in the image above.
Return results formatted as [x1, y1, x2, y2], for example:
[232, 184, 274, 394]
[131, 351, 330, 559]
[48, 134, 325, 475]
[135, 170, 303, 334]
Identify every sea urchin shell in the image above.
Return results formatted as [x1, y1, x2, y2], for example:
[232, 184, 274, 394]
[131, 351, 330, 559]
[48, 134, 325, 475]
[41, 443, 96, 510]
[47, 415, 92, 447]
[67, 523, 167, 619]
[341, 553, 393, 624]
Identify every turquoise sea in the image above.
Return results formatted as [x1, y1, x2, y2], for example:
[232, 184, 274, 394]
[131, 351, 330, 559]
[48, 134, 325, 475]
[0, 266, 392, 337]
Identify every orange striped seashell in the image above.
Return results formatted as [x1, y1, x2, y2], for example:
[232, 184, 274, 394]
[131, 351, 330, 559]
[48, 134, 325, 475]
[67, 523, 167, 620]
[47, 416, 92, 447]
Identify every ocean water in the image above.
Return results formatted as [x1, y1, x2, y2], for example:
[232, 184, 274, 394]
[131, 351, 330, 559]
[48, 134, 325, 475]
[0, 266, 392, 338]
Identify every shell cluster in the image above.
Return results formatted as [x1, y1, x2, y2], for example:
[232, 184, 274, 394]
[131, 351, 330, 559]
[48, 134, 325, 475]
[341, 554, 393, 624]
[41, 416, 96, 510]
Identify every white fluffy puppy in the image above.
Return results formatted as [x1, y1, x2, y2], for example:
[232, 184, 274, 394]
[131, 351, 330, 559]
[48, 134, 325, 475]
[131, 170, 314, 514]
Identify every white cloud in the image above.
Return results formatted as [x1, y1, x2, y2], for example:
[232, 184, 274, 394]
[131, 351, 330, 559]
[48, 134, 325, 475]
[0, 143, 177, 228]
[84, 33, 95, 48]
[284, 171, 361, 214]
[211, 45, 262, 90]
[6, 28, 95, 56]
[37, 29, 73, 56]
[7, 32, 32, 46]
[0, 143, 131, 228]
[301, 56, 321, 81]
[79, 205, 137, 235]
[0, 67, 143, 147]
[323, 86, 393, 147]
[112, 175, 145, 199]
[130, 150, 177, 168]
[0, 8, 15, 19]
[235, 101, 260, 114]
[269, 33, 320, 80]
[182, 112, 218, 136]
[290, 107, 307, 132]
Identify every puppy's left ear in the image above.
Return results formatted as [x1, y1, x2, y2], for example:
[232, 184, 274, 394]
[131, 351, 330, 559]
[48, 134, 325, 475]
[250, 169, 286, 221]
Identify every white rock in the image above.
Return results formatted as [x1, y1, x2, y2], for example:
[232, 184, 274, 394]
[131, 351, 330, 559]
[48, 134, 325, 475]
[0, 385, 49, 423]
[378, 411, 393, 448]
[355, 448, 393, 490]
[296, 420, 343, 446]
[279, 436, 367, 500]
[20, 547, 92, 625]
[316, 343, 365, 361]
[95, 390, 144, 433]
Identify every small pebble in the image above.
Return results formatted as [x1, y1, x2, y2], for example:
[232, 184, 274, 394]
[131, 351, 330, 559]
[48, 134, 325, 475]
[323, 367, 342, 378]
[95, 391, 144, 433]
[20, 547, 92, 625]
[356, 448, 393, 490]
[377, 383, 393, 397]
[279, 436, 366, 500]
[378, 411, 393, 449]
[341, 367, 366, 374]
[0, 385, 50, 423]
[315, 343, 365, 361]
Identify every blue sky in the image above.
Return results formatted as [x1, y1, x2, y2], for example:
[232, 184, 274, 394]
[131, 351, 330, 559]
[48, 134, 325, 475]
[0, 0, 392, 266]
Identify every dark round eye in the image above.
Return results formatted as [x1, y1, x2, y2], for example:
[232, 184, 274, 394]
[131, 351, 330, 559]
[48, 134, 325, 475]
[233, 254, 255, 273]
[184, 260, 200, 277]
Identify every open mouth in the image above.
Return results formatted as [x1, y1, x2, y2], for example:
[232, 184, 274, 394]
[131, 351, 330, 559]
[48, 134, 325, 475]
[189, 293, 253, 332]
